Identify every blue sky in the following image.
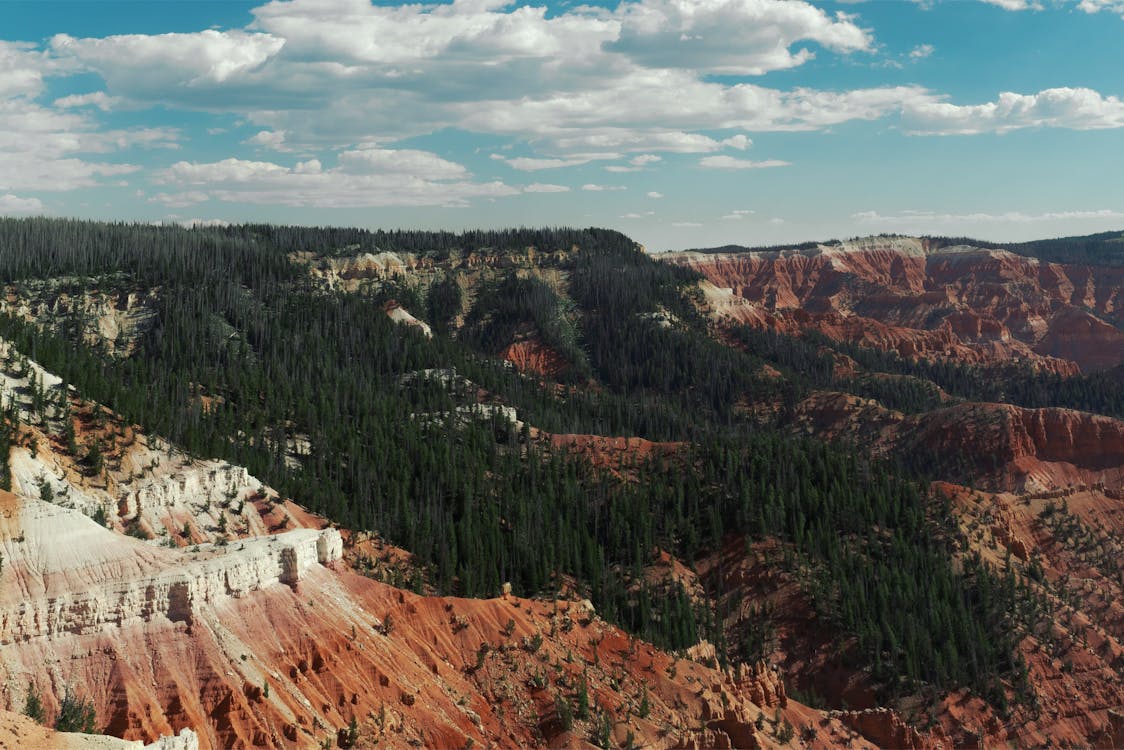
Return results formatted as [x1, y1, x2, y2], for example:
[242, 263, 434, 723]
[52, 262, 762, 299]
[2, 0, 1123, 251]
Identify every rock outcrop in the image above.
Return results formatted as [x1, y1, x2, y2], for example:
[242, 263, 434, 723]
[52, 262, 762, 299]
[793, 393, 1124, 492]
[830, 708, 938, 750]
[663, 238, 1124, 373]
[0, 492, 342, 641]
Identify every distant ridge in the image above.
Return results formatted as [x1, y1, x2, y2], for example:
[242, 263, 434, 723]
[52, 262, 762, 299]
[686, 230, 1124, 267]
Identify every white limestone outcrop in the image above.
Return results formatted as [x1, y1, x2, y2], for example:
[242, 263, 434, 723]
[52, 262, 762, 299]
[0, 497, 342, 643]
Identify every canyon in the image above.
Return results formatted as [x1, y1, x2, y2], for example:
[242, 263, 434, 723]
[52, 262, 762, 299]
[1, 224, 1122, 749]
[663, 237, 1124, 374]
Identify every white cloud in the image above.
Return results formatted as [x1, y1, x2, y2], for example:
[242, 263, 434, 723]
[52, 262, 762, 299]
[852, 208, 1124, 225]
[699, 155, 790, 169]
[246, 129, 288, 150]
[909, 44, 934, 60]
[54, 91, 120, 110]
[51, 30, 285, 97]
[0, 40, 178, 194]
[608, 0, 873, 75]
[523, 183, 570, 193]
[6, 0, 1123, 219]
[155, 146, 517, 208]
[721, 209, 755, 220]
[1078, 0, 1124, 14]
[0, 193, 45, 214]
[647, 191, 663, 198]
[250, 0, 615, 67]
[492, 154, 609, 171]
[721, 134, 752, 150]
[0, 40, 74, 99]
[581, 184, 627, 191]
[607, 153, 664, 171]
[149, 191, 209, 208]
[43, 0, 898, 158]
[671, 221, 702, 227]
[980, 0, 1042, 10]
[903, 87, 1124, 134]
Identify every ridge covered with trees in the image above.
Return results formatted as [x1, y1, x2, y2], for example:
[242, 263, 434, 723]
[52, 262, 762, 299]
[0, 218, 1055, 715]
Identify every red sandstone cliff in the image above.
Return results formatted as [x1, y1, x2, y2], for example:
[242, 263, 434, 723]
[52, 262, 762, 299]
[664, 238, 1124, 374]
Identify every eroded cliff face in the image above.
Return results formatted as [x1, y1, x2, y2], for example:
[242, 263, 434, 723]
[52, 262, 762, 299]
[0, 493, 342, 641]
[0, 485, 886, 750]
[0, 709, 197, 749]
[790, 390, 1124, 493]
[0, 345, 887, 750]
[930, 483, 1124, 748]
[2, 282, 158, 357]
[663, 239, 1124, 373]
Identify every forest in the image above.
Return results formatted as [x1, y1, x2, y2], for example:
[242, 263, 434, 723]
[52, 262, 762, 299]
[0, 217, 1051, 711]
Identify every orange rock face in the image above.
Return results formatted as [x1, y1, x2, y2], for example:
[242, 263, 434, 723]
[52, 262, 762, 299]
[929, 483, 1124, 749]
[0, 535, 874, 750]
[664, 239, 1124, 373]
[502, 338, 571, 379]
[792, 393, 1124, 493]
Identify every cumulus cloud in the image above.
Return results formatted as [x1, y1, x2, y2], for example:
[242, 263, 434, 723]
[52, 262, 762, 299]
[246, 130, 288, 150]
[647, 191, 663, 198]
[154, 146, 517, 207]
[980, 0, 1041, 9]
[1077, 0, 1124, 14]
[51, 30, 285, 96]
[722, 134, 752, 150]
[580, 184, 627, 191]
[0, 193, 45, 214]
[671, 221, 703, 227]
[6, 0, 1124, 217]
[251, 0, 615, 66]
[41, 0, 899, 156]
[699, 155, 790, 169]
[0, 95, 170, 191]
[903, 87, 1124, 134]
[607, 0, 873, 75]
[0, 39, 180, 194]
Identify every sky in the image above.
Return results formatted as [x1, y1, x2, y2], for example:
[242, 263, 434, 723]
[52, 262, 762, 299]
[2, 0, 1124, 251]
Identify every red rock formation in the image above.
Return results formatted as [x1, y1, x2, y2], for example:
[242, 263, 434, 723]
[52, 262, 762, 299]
[664, 239, 1124, 373]
[502, 338, 570, 379]
[831, 708, 941, 750]
[542, 432, 686, 477]
[793, 393, 1124, 493]
[0, 487, 882, 750]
